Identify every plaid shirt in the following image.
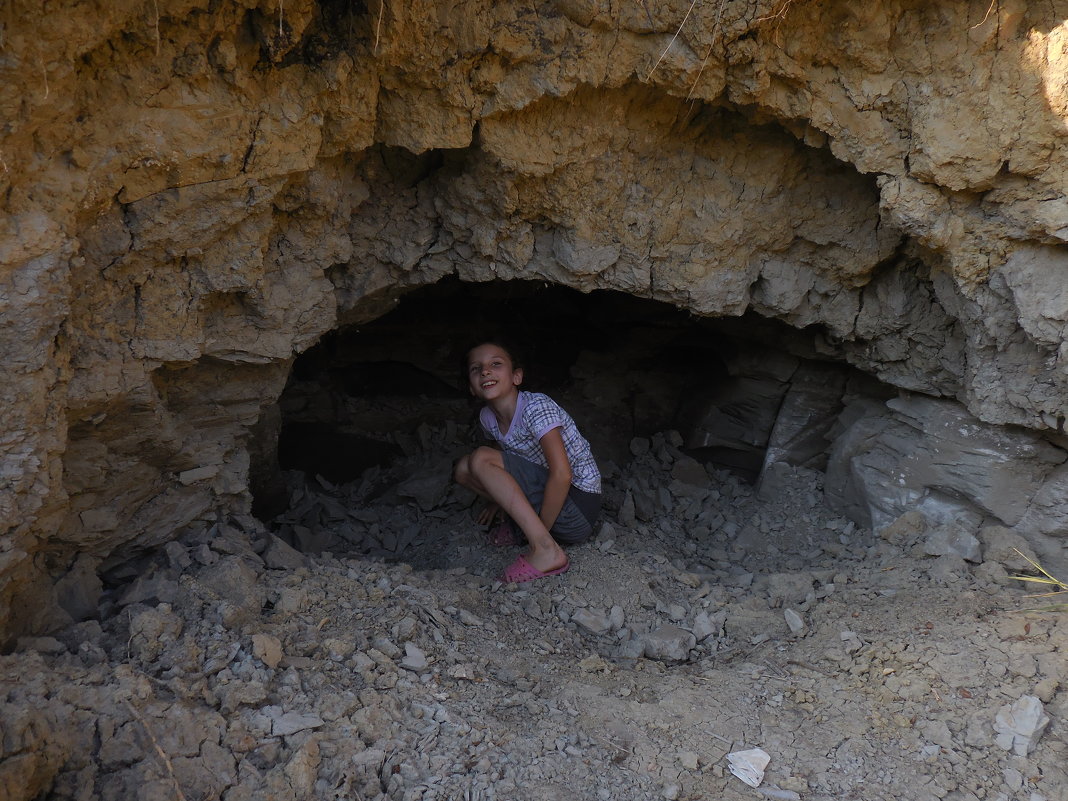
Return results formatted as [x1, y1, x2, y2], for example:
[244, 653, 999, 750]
[480, 391, 601, 494]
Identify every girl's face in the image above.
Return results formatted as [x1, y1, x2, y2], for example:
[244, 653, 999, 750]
[467, 343, 523, 401]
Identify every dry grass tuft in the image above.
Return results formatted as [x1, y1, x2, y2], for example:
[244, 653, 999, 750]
[1010, 548, 1068, 612]
[647, 0, 810, 92]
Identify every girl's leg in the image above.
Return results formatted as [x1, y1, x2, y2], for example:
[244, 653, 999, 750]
[453, 453, 489, 499]
[461, 447, 567, 573]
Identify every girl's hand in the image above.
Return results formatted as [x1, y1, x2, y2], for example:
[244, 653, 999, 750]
[476, 502, 501, 526]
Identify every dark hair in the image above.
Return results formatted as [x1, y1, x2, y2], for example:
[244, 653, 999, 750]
[458, 336, 525, 381]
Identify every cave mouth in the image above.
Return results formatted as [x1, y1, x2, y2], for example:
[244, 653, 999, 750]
[251, 278, 891, 566]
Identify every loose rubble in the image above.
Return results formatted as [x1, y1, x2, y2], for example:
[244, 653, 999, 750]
[2, 419, 1067, 801]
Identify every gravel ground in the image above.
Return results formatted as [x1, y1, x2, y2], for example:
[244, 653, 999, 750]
[2, 421, 1066, 801]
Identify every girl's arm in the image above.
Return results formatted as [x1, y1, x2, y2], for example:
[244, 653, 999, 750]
[538, 428, 573, 532]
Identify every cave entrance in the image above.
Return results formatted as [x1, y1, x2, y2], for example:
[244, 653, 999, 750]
[251, 278, 888, 566]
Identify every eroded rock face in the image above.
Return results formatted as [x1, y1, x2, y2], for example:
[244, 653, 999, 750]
[2, 0, 1068, 637]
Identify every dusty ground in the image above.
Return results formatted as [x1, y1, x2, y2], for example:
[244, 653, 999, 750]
[2, 414, 1066, 801]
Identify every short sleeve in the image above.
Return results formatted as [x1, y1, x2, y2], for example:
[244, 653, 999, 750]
[526, 395, 563, 440]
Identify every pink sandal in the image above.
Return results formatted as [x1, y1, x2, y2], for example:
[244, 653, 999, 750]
[501, 554, 570, 583]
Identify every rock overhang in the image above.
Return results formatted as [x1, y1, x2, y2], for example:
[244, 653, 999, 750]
[2, 0, 1068, 639]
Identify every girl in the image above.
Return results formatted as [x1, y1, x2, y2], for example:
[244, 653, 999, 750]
[453, 341, 602, 583]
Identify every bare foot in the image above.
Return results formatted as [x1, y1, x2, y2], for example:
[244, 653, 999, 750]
[523, 543, 568, 573]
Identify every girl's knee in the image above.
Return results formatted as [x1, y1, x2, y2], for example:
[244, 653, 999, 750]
[453, 455, 471, 485]
[469, 446, 500, 473]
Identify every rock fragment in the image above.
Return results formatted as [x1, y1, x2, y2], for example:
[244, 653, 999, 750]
[268, 709, 325, 737]
[993, 695, 1050, 755]
[251, 633, 283, 669]
[923, 524, 982, 563]
[671, 456, 709, 487]
[641, 626, 696, 662]
[262, 534, 306, 570]
[677, 750, 699, 770]
[977, 526, 1039, 571]
[400, 643, 428, 671]
[572, 607, 611, 636]
[692, 610, 723, 642]
[783, 608, 805, 635]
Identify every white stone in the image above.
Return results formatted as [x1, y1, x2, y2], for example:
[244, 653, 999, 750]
[268, 709, 325, 737]
[178, 465, 218, 485]
[993, 695, 1050, 756]
[400, 643, 428, 671]
[784, 608, 806, 635]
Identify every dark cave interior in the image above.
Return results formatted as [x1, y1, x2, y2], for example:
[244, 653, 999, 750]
[251, 278, 891, 529]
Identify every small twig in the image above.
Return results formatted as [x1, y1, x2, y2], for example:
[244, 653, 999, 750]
[152, 0, 161, 56]
[374, 0, 385, 54]
[971, 0, 997, 29]
[703, 671, 792, 682]
[279, 0, 284, 37]
[752, 0, 797, 26]
[750, 0, 802, 47]
[786, 658, 831, 676]
[125, 701, 189, 801]
[647, 0, 698, 81]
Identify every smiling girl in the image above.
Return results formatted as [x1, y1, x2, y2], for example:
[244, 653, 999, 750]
[453, 341, 602, 583]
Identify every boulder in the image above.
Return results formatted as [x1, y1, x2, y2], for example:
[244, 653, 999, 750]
[1018, 462, 1068, 538]
[759, 361, 849, 481]
[826, 395, 1066, 533]
[682, 375, 791, 476]
[885, 396, 1063, 525]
